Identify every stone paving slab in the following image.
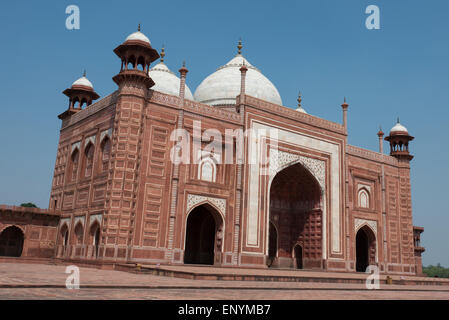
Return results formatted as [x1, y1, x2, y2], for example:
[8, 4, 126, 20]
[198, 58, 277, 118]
[0, 288, 449, 300]
[0, 263, 448, 300]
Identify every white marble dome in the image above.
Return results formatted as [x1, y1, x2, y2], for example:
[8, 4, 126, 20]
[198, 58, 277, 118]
[194, 54, 282, 106]
[149, 62, 194, 100]
[390, 121, 408, 134]
[126, 31, 151, 45]
[72, 76, 93, 89]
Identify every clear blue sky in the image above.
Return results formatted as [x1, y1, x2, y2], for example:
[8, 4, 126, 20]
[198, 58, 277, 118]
[0, 0, 447, 266]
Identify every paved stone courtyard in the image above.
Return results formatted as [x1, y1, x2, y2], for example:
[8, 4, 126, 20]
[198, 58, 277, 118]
[0, 263, 448, 300]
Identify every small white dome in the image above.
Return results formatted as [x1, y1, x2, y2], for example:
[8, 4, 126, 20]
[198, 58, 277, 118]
[72, 76, 93, 89]
[126, 31, 151, 45]
[194, 54, 282, 106]
[390, 121, 408, 134]
[149, 62, 194, 100]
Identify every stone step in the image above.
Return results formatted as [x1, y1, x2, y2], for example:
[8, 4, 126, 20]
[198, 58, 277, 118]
[115, 263, 449, 287]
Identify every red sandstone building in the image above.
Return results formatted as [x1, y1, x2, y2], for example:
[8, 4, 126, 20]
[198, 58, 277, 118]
[0, 27, 425, 275]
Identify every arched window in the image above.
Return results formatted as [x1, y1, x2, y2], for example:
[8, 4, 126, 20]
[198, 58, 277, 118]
[84, 143, 95, 177]
[100, 137, 111, 173]
[358, 188, 370, 208]
[68, 149, 79, 183]
[198, 157, 216, 182]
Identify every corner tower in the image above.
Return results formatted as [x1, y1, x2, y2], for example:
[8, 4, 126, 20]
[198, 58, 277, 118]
[101, 26, 159, 262]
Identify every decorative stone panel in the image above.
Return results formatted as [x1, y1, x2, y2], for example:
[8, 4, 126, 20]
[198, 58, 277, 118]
[186, 194, 226, 217]
[269, 148, 325, 191]
[355, 218, 377, 235]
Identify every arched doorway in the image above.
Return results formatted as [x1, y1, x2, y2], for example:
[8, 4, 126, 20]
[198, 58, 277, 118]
[355, 226, 376, 272]
[184, 204, 223, 265]
[269, 162, 322, 269]
[294, 244, 303, 269]
[267, 222, 278, 267]
[0, 226, 24, 257]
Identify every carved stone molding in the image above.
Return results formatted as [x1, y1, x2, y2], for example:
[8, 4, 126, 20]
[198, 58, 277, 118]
[269, 148, 325, 191]
[186, 194, 226, 217]
[354, 218, 377, 235]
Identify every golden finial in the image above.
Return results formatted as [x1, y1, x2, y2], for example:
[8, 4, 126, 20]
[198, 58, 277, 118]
[183, 60, 186, 68]
[297, 91, 302, 107]
[83, 69, 86, 77]
[397, 117, 400, 123]
[237, 38, 243, 55]
[160, 46, 165, 63]
[138, 24, 141, 32]
[344, 96, 346, 103]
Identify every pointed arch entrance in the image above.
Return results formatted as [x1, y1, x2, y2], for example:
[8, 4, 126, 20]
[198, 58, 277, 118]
[355, 225, 376, 272]
[268, 162, 323, 269]
[0, 226, 24, 257]
[184, 204, 224, 265]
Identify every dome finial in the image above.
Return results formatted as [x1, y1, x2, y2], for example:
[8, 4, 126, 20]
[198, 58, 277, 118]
[138, 23, 141, 32]
[237, 38, 243, 55]
[83, 69, 86, 77]
[297, 91, 302, 108]
[397, 117, 400, 124]
[182, 60, 186, 68]
[160, 45, 165, 63]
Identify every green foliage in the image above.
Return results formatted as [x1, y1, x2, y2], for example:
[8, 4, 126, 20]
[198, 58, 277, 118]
[423, 264, 449, 278]
[19, 202, 38, 208]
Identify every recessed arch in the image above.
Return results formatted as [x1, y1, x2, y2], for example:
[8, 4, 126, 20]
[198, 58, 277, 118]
[0, 225, 24, 257]
[355, 225, 377, 272]
[83, 141, 95, 177]
[267, 161, 323, 269]
[73, 222, 84, 245]
[100, 136, 111, 173]
[184, 203, 224, 265]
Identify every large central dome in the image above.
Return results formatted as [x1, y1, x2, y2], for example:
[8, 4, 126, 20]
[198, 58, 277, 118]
[194, 47, 282, 106]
